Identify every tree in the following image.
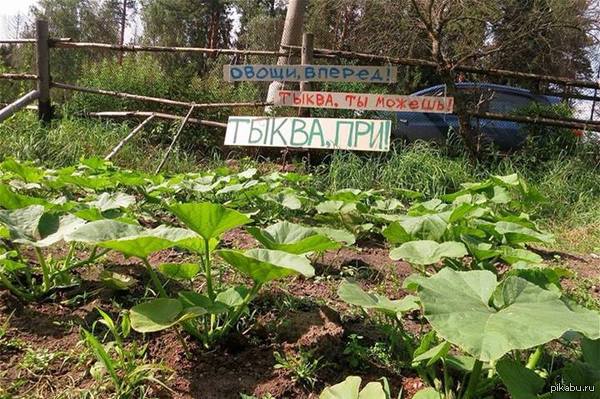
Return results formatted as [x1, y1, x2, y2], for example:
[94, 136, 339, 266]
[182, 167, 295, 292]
[141, 0, 234, 73]
[407, 0, 599, 158]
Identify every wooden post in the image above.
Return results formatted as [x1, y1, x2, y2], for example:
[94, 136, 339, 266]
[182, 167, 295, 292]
[155, 105, 196, 174]
[298, 32, 313, 117]
[105, 114, 155, 160]
[36, 19, 52, 122]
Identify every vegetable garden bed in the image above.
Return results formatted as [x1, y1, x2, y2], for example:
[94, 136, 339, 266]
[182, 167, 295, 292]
[0, 158, 598, 399]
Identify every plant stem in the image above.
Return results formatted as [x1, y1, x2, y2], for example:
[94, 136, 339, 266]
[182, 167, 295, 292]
[0, 272, 33, 301]
[204, 238, 215, 300]
[50, 247, 110, 279]
[142, 258, 167, 298]
[63, 243, 76, 270]
[462, 359, 483, 399]
[35, 247, 51, 291]
[219, 282, 261, 337]
[526, 346, 543, 370]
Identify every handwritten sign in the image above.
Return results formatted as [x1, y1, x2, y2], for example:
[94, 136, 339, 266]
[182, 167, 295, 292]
[223, 65, 397, 83]
[274, 90, 454, 113]
[225, 117, 391, 152]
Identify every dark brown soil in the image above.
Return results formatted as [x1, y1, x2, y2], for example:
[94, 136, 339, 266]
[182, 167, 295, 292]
[0, 230, 596, 398]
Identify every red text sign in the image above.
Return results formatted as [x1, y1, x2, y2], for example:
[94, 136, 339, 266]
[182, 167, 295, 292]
[274, 90, 454, 113]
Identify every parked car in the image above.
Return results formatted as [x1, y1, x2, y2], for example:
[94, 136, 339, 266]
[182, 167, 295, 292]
[393, 82, 561, 149]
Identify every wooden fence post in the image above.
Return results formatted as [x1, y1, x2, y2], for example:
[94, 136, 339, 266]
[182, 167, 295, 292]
[298, 32, 314, 117]
[36, 19, 52, 122]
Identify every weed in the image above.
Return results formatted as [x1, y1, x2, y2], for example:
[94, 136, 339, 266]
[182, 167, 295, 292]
[273, 349, 324, 389]
[82, 309, 172, 398]
[565, 276, 600, 311]
[343, 334, 370, 369]
[18, 348, 68, 375]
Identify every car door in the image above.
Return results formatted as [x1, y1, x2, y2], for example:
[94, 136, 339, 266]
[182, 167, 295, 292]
[477, 90, 536, 149]
[395, 86, 457, 142]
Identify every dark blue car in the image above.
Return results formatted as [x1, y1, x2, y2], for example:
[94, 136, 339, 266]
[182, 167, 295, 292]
[394, 83, 561, 149]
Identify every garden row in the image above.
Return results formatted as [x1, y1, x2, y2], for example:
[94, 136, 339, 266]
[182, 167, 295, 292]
[0, 157, 598, 398]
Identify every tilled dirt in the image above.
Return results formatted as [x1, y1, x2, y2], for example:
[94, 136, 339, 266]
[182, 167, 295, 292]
[0, 230, 597, 398]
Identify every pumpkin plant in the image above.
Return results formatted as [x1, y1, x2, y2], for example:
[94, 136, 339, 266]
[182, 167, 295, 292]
[128, 202, 315, 347]
[0, 205, 109, 300]
[404, 267, 600, 399]
[319, 376, 394, 399]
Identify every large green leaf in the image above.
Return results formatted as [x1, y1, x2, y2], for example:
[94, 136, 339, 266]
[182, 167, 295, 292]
[494, 221, 553, 244]
[98, 226, 198, 258]
[412, 388, 442, 399]
[0, 184, 46, 209]
[66, 220, 197, 258]
[28, 213, 87, 247]
[129, 298, 206, 333]
[496, 358, 545, 399]
[157, 263, 200, 280]
[170, 202, 251, 239]
[248, 221, 340, 254]
[319, 376, 388, 399]
[407, 268, 600, 361]
[0, 205, 45, 240]
[337, 280, 418, 317]
[217, 248, 314, 284]
[390, 213, 449, 241]
[313, 227, 356, 246]
[389, 240, 467, 265]
[87, 192, 136, 211]
[65, 219, 144, 243]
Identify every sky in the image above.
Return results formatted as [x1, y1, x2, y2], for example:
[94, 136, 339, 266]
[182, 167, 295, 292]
[0, 0, 36, 38]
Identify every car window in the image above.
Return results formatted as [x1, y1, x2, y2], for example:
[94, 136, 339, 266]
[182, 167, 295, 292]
[488, 92, 532, 113]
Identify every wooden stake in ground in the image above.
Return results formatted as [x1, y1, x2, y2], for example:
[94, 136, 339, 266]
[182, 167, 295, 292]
[155, 105, 196, 174]
[105, 113, 155, 160]
[36, 19, 52, 122]
[298, 32, 314, 117]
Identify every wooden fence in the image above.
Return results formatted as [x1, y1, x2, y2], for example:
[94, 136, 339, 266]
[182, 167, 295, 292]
[1, 19, 599, 134]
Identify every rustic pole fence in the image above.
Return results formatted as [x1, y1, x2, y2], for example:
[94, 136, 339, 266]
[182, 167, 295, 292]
[35, 19, 52, 122]
[1, 17, 599, 128]
[105, 113, 156, 160]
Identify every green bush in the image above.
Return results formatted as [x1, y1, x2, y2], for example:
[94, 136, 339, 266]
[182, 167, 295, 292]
[515, 102, 580, 161]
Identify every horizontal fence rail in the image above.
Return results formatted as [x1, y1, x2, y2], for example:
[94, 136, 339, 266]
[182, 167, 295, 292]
[0, 38, 71, 44]
[53, 41, 288, 57]
[283, 45, 600, 90]
[0, 73, 38, 81]
[86, 111, 227, 128]
[52, 81, 271, 109]
[470, 111, 600, 132]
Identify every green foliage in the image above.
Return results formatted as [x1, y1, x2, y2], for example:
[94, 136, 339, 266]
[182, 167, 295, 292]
[319, 376, 392, 399]
[516, 102, 580, 161]
[82, 309, 171, 397]
[273, 350, 324, 389]
[406, 268, 599, 362]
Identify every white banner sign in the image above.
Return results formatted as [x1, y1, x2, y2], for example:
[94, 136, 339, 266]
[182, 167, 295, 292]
[223, 65, 397, 83]
[225, 117, 391, 152]
[274, 90, 454, 113]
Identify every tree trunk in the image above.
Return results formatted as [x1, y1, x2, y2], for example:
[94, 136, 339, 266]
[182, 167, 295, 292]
[118, 0, 127, 64]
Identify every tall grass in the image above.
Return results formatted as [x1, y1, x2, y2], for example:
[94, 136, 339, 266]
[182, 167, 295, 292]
[316, 141, 600, 247]
[0, 112, 202, 173]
